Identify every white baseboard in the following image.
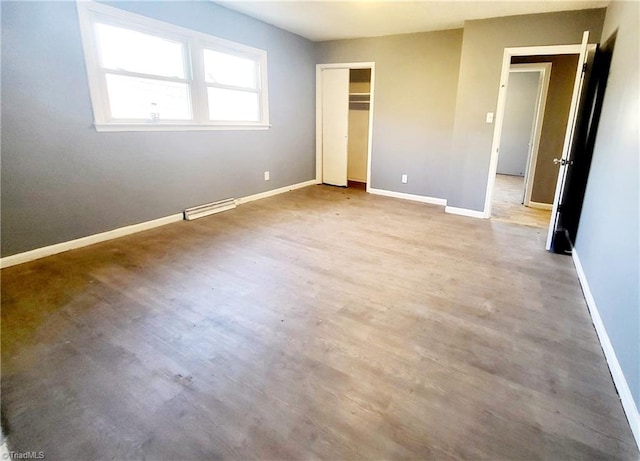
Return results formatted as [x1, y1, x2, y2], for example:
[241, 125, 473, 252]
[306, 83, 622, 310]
[572, 249, 640, 450]
[236, 179, 319, 205]
[368, 188, 447, 206]
[528, 201, 553, 210]
[1, 179, 319, 269]
[445, 205, 486, 219]
[0, 213, 184, 269]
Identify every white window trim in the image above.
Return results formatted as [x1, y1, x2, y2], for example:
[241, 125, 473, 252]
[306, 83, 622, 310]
[76, 1, 270, 132]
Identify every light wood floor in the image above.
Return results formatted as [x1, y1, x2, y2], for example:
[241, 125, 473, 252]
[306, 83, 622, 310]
[1, 185, 637, 460]
[492, 174, 552, 229]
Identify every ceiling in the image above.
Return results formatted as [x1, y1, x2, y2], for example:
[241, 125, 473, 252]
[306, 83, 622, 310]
[217, 1, 608, 42]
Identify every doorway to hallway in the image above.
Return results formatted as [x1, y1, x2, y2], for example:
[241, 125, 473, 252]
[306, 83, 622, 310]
[492, 174, 551, 228]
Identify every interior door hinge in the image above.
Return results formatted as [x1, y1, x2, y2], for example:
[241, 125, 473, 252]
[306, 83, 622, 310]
[582, 62, 588, 73]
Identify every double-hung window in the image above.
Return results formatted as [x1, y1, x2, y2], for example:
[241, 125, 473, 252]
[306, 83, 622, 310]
[76, 1, 269, 131]
[204, 49, 261, 122]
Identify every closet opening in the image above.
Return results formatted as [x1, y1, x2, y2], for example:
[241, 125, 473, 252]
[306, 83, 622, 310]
[316, 62, 375, 190]
[347, 68, 371, 190]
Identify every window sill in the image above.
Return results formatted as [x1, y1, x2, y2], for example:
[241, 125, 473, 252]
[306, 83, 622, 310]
[93, 122, 271, 132]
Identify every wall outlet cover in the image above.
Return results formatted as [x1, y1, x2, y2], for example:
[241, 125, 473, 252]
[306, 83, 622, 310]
[264, 171, 270, 181]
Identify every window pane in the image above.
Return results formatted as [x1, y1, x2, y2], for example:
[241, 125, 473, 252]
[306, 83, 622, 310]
[96, 23, 185, 79]
[203, 49, 257, 89]
[106, 74, 191, 120]
[207, 87, 259, 122]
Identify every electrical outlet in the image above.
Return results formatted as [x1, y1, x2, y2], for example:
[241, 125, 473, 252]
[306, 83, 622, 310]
[264, 171, 270, 181]
[401, 174, 408, 184]
[486, 112, 494, 123]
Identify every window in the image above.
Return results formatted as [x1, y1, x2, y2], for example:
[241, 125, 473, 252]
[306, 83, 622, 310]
[76, 1, 269, 131]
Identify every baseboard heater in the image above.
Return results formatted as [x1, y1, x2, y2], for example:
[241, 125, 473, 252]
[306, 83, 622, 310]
[184, 198, 236, 221]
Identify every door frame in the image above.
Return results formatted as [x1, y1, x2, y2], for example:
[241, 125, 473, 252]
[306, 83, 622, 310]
[316, 62, 376, 191]
[505, 62, 552, 207]
[483, 44, 583, 219]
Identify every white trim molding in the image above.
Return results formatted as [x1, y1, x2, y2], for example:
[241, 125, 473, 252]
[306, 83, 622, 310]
[0, 213, 184, 269]
[572, 249, 640, 449]
[445, 206, 486, 219]
[368, 188, 446, 206]
[236, 179, 319, 205]
[0, 179, 319, 269]
[93, 123, 271, 132]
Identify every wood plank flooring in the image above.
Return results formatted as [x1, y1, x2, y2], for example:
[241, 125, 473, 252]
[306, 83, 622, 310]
[491, 174, 552, 229]
[1, 185, 637, 460]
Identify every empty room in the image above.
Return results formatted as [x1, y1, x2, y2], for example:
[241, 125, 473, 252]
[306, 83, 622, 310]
[1, 0, 638, 459]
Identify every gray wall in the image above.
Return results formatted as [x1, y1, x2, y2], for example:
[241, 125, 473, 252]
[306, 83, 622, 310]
[447, 9, 605, 212]
[575, 0, 640, 409]
[496, 71, 539, 177]
[512, 54, 579, 204]
[316, 29, 463, 199]
[1, 1, 316, 256]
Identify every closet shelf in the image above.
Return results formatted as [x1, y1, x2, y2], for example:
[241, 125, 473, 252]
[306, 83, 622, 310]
[349, 93, 371, 106]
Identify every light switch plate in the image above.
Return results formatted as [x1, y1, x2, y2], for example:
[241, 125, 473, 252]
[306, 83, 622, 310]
[486, 112, 494, 123]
